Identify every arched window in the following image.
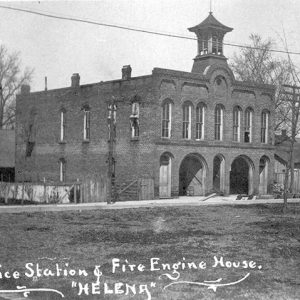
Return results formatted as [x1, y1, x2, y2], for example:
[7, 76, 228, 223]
[161, 100, 172, 138]
[233, 106, 241, 142]
[60, 107, 66, 142]
[182, 102, 192, 139]
[215, 105, 224, 141]
[59, 158, 66, 182]
[196, 103, 205, 140]
[83, 105, 90, 141]
[261, 110, 269, 143]
[244, 108, 253, 143]
[130, 102, 139, 138]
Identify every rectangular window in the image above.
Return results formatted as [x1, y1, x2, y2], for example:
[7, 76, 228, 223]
[130, 102, 139, 138]
[215, 107, 223, 140]
[261, 112, 268, 143]
[60, 111, 65, 142]
[162, 102, 171, 138]
[196, 105, 204, 140]
[244, 110, 252, 143]
[182, 105, 191, 139]
[59, 160, 66, 182]
[83, 110, 90, 140]
[233, 108, 240, 142]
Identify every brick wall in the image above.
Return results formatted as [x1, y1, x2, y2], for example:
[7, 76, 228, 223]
[15, 63, 275, 200]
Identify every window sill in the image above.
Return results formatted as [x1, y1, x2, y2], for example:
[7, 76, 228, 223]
[82, 139, 90, 144]
[131, 137, 139, 141]
[161, 136, 171, 139]
[59, 141, 66, 144]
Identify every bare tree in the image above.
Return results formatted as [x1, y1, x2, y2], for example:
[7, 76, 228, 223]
[230, 34, 293, 132]
[231, 33, 300, 211]
[278, 32, 300, 211]
[0, 44, 33, 129]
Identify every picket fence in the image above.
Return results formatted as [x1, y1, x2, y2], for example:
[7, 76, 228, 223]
[0, 176, 154, 204]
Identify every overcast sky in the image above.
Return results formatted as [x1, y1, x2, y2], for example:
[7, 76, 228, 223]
[1, 0, 300, 92]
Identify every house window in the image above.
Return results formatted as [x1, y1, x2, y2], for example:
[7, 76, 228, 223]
[130, 102, 139, 138]
[261, 111, 269, 143]
[59, 159, 66, 182]
[244, 108, 252, 143]
[196, 103, 205, 140]
[212, 35, 218, 54]
[233, 106, 241, 142]
[162, 101, 172, 138]
[26, 141, 35, 157]
[60, 109, 66, 142]
[83, 108, 90, 140]
[182, 103, 192, 139]
[215, 105, 224, 141]
[107, 104, 117, 141]
[26, 108, 36, 157]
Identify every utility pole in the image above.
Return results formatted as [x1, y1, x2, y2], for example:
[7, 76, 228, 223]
[107, 96, 117, 204]
[281, 84, 300, 210]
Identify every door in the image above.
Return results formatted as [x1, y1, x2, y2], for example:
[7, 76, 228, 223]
[159, 154, 171, 198]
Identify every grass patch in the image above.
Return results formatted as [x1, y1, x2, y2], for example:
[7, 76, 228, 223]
[0, 204, 299, 299]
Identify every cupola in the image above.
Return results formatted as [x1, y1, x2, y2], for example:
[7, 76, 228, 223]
[188, 12, 233, 74]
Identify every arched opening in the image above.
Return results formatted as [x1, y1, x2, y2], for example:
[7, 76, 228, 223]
[179, 154, 206, 196]
[230, 156, 254, 195]
[259, 156, 269, 194]
[159, 153, 172, 198]
[213, 155, 225, 193]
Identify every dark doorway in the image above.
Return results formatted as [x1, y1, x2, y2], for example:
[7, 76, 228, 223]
[213, 155, 225, 193]
[179, 155, 204, 196]
[230, 157, 249, 194]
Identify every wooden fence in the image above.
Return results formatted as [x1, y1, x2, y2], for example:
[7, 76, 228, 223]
[0, 181, 74, 204]
[0, 176, 154, 204]
[274, 169, 300, 194]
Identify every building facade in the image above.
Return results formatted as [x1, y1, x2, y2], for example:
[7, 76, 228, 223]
[15, 13, 275, 200]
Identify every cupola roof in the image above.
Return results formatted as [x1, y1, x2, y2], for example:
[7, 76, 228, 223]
[188, 12, 233, 33]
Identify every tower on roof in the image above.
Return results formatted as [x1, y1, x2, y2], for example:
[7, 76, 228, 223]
[188, 12, 233, 73]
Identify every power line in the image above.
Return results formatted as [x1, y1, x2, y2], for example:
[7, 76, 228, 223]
[1, 4, 300, 56]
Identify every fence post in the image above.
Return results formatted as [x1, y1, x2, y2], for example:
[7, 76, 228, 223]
[21, 181, 24, 205]
[74, 183, 78, 204]
[43, 177, 47, 203]
[79, 183, 83, 203]
[4, 183, 8, 204]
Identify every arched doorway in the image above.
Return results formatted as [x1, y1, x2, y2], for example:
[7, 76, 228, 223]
[213, 155, 225, 193]
[179, 154, 207, 196]
[259, 156, 269, 194]
[159, 153, 172, 198]
[230, 156, 254, 195]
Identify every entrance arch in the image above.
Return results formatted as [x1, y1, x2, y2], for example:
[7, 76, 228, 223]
[213, 155, 225, 193]
[259, 156, 269, 194]
[159, 152, 173, 198]
[230, 155, 254, 195]
[179, 154, 207, 196]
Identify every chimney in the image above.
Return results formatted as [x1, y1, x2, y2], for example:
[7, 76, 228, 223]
[21, 84, 30, 94]
[71, 73, 80, 88]
[45, 76, 48, 91]
[122, 65, 132, 80]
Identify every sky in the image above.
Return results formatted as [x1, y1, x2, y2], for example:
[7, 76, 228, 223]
[0, 0, 300, 92]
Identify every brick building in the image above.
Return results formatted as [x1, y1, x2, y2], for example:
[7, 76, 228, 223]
[15, 13, 275, 200]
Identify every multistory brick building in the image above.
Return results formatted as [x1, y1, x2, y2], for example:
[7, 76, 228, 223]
[15, 13, 275, 200]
